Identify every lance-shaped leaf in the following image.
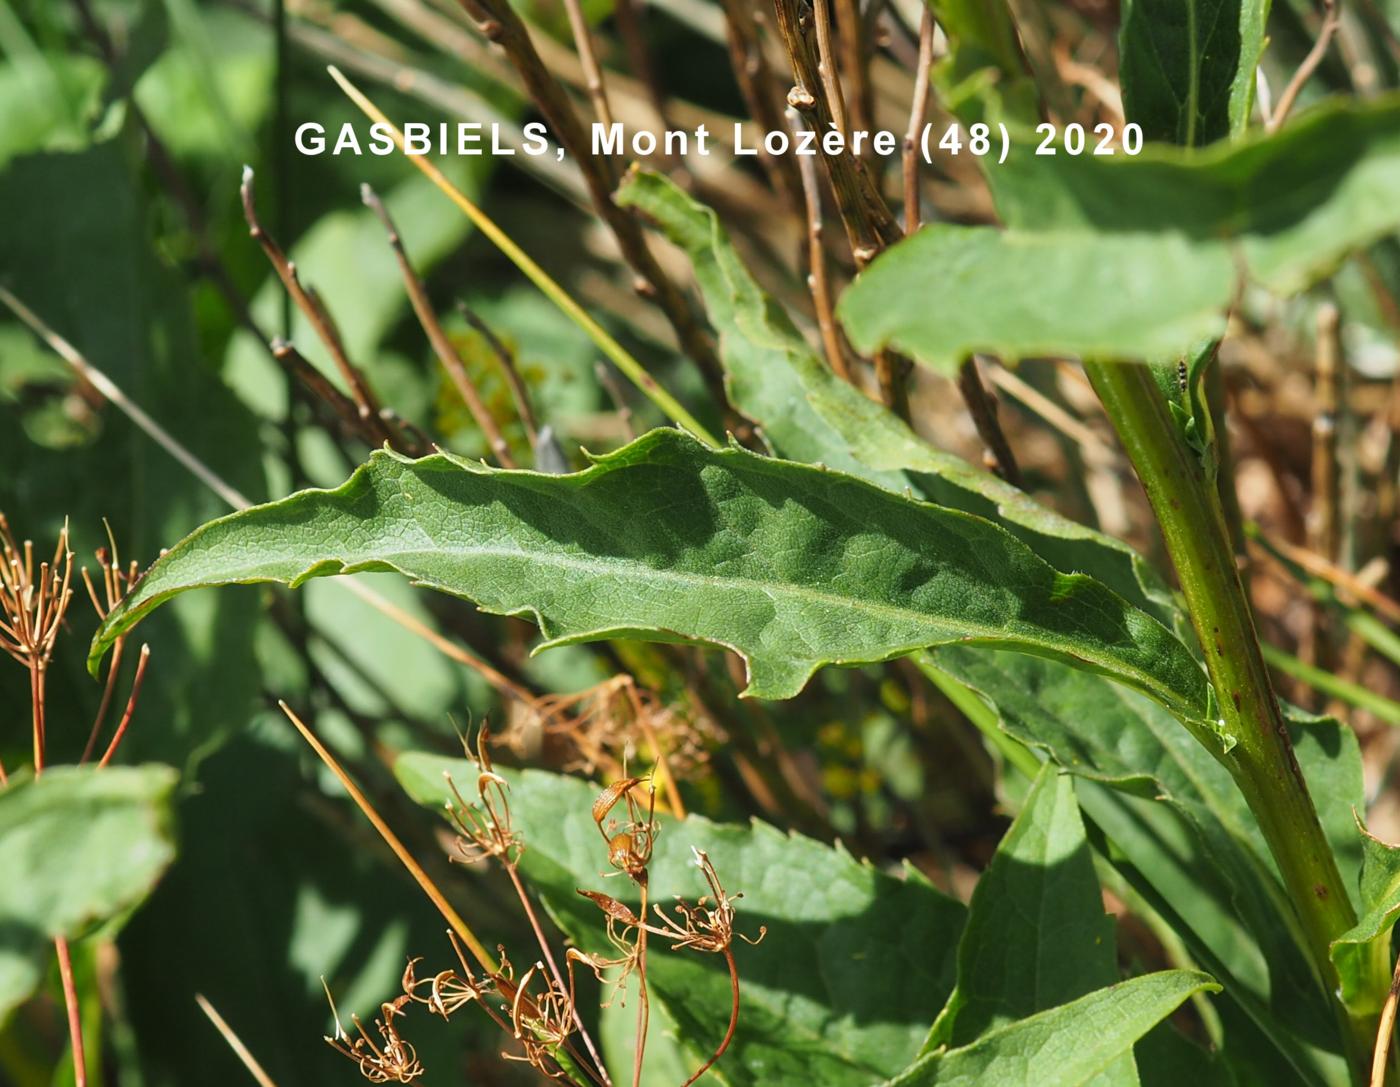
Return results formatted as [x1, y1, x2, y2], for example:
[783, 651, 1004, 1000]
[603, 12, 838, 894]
[884, 971, 1219, 1087]
[394, 756, 966, 1086]
[841, 98, 1400, 370]
[927, 765, 1135, 1084]
[90, 429, 1209, 718]
[616, 170, 1175, 622]
[0, 765, 178, 1017]
[1119, 0, 1271, 145]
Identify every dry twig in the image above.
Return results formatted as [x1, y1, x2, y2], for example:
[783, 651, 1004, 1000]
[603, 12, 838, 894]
[361, 184, 517, 467]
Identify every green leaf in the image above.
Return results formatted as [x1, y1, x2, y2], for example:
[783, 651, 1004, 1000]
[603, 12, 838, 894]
[884, 971, 1219, 1087]
[841, 98, 1400, 369]
[616, 169, 1174, 622]
[0, 138, 264, 769]
[924, 0, 1039, 124]
[838, 224, 1234, 374]
[1329, 823, 1400, 1019]
[394, 755, 966, 1086]
[0, 765, 177, 1017]
[1119, 0, 1271, 145]
[928, 766, 1134, 1084]
[926, 647, 1356, 1083]
[89, 429, 1209, 718]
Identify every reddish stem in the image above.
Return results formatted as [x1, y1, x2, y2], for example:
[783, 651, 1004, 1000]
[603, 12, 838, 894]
[504, 864, 612, 1086]
[80, 637, 125, 764]
[679, 947, 739, 1087]
[98, 645, 150, 768]
[632, 881, 650, 1087]
[55, 937, 87, 1086]
[30, 663, 46, 771]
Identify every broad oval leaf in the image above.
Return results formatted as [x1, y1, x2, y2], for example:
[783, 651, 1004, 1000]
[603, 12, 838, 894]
[0, 764, 178, 1017]
[395, 755, 967, 1086]
[90, 429, 1209, 718]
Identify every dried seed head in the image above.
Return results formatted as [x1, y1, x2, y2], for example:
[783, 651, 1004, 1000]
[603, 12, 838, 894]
[443, 724, 522, 864]
[401, 956, 483, 1020]
[322, 982, 424, 1083]
[592, 776, 643, 829]
[592, 775, 658, 882]
[501, 961, 577, 1073]
[651, 849, 766, 954]
[501, 674, 719, 779]
[0, 513, 74, 669]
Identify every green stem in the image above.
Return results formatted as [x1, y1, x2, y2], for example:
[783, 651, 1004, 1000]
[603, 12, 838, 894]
[1084, 360, 1382, 1070]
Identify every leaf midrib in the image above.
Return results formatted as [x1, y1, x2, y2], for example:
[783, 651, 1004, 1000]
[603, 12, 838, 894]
[242, 537, 1181, 704]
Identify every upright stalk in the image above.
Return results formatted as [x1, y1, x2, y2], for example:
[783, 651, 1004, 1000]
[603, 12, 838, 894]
[1084, 360, 1386, 1067]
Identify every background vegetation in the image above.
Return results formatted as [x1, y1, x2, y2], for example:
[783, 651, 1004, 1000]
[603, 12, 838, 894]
[4, 0, 1400, 1084]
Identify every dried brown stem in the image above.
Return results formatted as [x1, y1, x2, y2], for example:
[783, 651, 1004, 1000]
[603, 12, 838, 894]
[716, 0, 804, 217]
[458, 303, 540, 442]
[770, 0, 900, 258]
[632, 881, 650, 1087]
[770, 0, 942, 427]
[504, 863, 612, 1085]
[239, 167, 410, 452]
[787, 108, 849, 381]
[362, 184, 517, 467]
[959, 358, 1023, 486]
[81, 637, 124, 765]
[1270, 0, 1341, 131]
[813, 0, 850, 135]
[453, 0, 729, 404]
[561, 0, 615, 127]
[612, 0, 674, 141]
[836, 0, 873, 137]
[271, 339, 389, 448]
[196, 994, 281, 1087]
[874, 352, 913, 423]
[903, 9, 934, 234]
[1250, 533, 1400, 625]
